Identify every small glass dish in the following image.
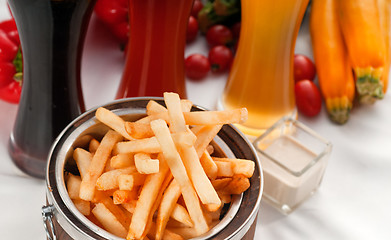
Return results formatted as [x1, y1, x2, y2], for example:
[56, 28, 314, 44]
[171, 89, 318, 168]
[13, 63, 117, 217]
[253, 117, 332, 214]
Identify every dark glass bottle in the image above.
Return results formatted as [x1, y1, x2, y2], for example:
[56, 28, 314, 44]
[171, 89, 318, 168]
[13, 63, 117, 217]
[7, 0, 96, 178]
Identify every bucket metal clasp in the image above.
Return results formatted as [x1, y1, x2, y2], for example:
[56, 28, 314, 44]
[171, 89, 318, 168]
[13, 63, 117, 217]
[42, 205, 57, 240]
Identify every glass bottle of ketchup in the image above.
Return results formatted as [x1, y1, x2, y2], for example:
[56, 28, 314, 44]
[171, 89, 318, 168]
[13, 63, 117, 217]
[7, 0, 96, 178]
[115, 0, 193, 99]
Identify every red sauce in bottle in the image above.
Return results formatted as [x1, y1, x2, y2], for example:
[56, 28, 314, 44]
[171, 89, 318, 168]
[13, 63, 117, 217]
[116, 0, 192, 99]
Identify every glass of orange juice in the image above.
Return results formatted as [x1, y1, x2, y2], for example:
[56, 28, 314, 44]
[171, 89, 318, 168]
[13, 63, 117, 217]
[218, 0, 309, 136]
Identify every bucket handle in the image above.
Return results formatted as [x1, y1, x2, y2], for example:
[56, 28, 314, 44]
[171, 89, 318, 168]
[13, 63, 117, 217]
[42, 205, 57, 240]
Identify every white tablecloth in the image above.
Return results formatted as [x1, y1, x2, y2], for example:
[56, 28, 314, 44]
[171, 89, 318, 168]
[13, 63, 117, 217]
[1, 1, 390, 239]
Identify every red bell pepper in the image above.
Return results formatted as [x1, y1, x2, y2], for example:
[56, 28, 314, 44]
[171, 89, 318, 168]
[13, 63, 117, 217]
[0, 18, 22, 104]
[94, 0, 129, 45]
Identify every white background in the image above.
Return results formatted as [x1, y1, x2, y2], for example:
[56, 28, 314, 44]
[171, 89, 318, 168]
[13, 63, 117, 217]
[0, 0, 391, 239]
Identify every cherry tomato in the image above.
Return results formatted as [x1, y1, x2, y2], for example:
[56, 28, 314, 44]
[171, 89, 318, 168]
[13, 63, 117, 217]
[294, 80, 322, 117]
[185, 54, 210, 81]
[208, 45, 233, 73]
[186, 16, 199, 43]
[191, 0, 204, 18]
[206, 24, 233, 47]
[294, 54, 316, 82]
[0, 80, 22, 104]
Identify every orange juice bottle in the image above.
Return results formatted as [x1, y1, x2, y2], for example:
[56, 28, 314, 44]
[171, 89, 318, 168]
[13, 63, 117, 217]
[218, 0, 309, 136]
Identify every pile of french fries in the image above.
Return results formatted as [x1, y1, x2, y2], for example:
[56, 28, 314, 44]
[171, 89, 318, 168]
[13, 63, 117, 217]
[65, 92, 255, 240]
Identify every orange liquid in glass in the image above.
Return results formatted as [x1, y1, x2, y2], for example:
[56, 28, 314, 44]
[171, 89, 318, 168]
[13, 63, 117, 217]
[220, 0, 309, 136]
[116, 0, 192, 99]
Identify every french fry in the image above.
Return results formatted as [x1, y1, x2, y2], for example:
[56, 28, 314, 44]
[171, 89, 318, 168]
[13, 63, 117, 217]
[73, 148, 92, 180]
[110, 153, 135, 169]
[215, 161, 234, 177]
[221, 174, 251, 195]
[89, 138, 100, 154]
[96, 107, 134, 140]
[113, 189, 138, 204]
[67, 174, 91, 215]
[66, 174, 82, 199]
[118, 173, 146, 191]
[164, 92, 187, 133]
[179, 145, 221, 206]
[96, 167, 137, 191]
[183, 108, 248, 125]
[140, 170, 174, 239]
[171, 131, 197, 148]
[211, 177, 232, 191]
[125, 121, 155, 139]
[79, 130, 123, 201]
[127, 158, 170, 239]
[200, 151, 218, 180]
[155, 179, 182, 240]
[122, 199, 137, 214]
[72, 199, 91, 216]
[134, 153, 159, 174]
[217, 191, 232, 204]
[170, 204, 193, 228]
[213, 157, 255, 178]
[150, 119, 209, 235]
[115, 135, 161, 154]
[194, 125, 223, 158]
[115, 132, 196, 154]
[93, 190, 131, 230]
[146, 100, 167, 115]
[92, 203, 128, 238]
[180, 99, 193, 112]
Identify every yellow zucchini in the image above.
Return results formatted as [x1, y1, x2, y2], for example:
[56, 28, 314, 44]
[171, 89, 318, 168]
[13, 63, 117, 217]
[310, 0, 355, 124]
[337, 0, 386, 103]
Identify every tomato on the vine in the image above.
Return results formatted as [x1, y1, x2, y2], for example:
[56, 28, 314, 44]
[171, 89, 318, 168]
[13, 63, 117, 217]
[94, 0, 129, 44]
[294, 54, 316, 82]
[186, 16, 199, 43]
[191, 0, 204, 18]
[206, 24, 233, 47]
[185, 54, 210, 81]
[294, 80, 322, 117]
[208, 45, 233, 73]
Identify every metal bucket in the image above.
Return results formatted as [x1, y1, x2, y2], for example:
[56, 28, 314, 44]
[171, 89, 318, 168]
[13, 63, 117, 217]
[43, 97, 263, 240]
